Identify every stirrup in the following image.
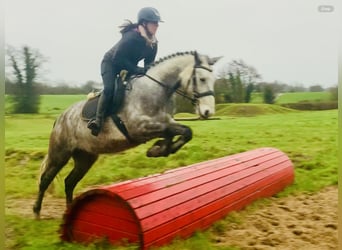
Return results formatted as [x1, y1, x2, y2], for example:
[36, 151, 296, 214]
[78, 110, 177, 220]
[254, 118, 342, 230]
[87, 119, 101, 136]
[87, 119, 98, 129]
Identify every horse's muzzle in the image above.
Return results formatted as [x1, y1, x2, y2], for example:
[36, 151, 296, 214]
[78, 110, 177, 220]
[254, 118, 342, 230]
[198, 102, 215, 119]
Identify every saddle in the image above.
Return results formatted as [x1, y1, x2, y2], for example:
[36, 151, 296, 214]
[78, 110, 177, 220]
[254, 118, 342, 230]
[81, 91, 132, 142]
[81, 93, 101, 121]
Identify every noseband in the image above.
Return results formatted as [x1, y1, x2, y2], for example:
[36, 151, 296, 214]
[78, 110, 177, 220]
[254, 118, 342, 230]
[144, 54, 215, 105]
[190, 65, 215, 105]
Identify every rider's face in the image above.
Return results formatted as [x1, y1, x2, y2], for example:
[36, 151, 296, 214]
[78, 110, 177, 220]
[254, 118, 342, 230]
[146, 21, 159, 35]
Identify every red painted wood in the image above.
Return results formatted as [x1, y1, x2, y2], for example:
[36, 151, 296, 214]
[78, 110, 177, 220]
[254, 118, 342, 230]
[71, 220, 140, 243]
[140, 163, 292, 234]
[60, 192, 140, 242]
[141, 165, 293, 243]
[78, 195, 136, 221]
[145, 172, 293, 248]
[105, 148, 279, 196]
[134, 156, 289, 219]
[128, 152, 286, 207]
[61, 147, 294, 249]
[73, 210, 139, 234]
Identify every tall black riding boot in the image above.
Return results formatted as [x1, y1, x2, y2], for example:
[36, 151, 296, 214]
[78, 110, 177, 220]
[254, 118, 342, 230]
[87, 94, 107, 136]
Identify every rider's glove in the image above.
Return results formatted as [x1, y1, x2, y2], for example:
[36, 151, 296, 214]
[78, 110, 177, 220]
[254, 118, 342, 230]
[136, 67, 146, 75]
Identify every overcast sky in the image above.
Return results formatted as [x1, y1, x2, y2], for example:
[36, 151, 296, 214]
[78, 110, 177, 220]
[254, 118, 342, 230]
[5, 0, 339, 87]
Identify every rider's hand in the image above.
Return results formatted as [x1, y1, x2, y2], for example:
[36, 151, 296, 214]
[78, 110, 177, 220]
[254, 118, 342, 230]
[136, 67, 146, 75]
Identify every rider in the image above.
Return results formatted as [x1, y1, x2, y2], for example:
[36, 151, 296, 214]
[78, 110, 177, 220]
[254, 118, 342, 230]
[87, 7, 162, 136]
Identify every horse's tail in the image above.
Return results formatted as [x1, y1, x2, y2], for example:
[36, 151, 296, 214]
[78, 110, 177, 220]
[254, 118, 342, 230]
[38, 154, 48, 186]
[38, 154, 56, 194]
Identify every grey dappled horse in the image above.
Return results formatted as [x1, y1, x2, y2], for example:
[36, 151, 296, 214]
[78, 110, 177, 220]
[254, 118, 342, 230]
[33, 51, 219, 219]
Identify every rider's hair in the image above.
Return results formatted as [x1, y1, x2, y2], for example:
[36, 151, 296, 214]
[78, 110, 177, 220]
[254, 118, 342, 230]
[119, 20, 138, 34]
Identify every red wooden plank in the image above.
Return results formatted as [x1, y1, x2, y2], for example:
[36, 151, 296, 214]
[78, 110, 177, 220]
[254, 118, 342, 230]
[102, 148, 280, 195]
[129, 154, 287, 210]
[140, 162, 293, 233]
[144, 171, 293, 248]
[145, 178, 292, 248]
[136, 162, 287, 223]
[72, 209, 139, 234]
[71, 194, 136, 221]
[71, 220, 140, 243]
[62, 193, 139, 241]
[119, 150, 285, 200]
[134, 156, 290, 219]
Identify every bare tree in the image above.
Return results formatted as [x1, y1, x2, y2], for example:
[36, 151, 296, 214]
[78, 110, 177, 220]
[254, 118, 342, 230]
[215, 59, 262, 103]
[216, 59, 261, 83]
[6, 45, 46, 113]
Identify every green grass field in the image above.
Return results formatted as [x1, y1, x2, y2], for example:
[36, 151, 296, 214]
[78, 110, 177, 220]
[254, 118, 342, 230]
[4, 95, 338, 250]
[5, 95, 86, 115]
[5, 91, 331, 113]
[250, 91, 331, 104]
[275, 91, 331, 104]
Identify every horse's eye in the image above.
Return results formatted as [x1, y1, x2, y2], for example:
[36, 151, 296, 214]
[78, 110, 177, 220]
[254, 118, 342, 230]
[200, 78, 206, 82]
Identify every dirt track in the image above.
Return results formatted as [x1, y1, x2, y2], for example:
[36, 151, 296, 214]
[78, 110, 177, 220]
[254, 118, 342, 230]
[212, 186, 338, 250]
[6, 186, 338, 249]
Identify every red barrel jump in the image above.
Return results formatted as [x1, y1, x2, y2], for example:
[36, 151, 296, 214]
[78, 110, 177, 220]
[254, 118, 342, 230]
[60, 147, 294, 249]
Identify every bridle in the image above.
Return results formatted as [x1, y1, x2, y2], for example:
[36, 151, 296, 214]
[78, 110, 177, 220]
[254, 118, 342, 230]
[189, 65, 215, 105]
[144, 55, 215, 105]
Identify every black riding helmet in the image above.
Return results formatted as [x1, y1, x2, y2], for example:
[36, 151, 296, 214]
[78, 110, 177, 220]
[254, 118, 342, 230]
[138, 7, 163, 23]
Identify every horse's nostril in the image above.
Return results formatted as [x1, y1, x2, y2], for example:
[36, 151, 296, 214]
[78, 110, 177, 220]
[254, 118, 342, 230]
[200, 110, 210, 119]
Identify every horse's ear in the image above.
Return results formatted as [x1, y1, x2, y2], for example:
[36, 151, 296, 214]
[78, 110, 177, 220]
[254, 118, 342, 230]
[194, 51, 201, 66]
[208, 56, 223, 65]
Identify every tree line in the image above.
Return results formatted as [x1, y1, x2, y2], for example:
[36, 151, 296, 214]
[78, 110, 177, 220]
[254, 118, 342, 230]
[5, 45, 337, 114]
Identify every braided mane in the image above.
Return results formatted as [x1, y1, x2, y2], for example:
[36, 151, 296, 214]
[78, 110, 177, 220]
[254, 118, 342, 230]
[147, 51, 196, 69]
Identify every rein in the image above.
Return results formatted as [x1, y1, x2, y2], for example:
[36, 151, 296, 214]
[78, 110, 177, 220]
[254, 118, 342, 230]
[144, 74, 194, 102]
[144, 61, 214, 105]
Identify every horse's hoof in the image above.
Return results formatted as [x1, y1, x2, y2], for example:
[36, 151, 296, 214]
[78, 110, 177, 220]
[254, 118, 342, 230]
[146, 146, 169, 157]
[33, 204, 41, 220]
[147, 146, 160, 157]
[34, 212, 41, 220]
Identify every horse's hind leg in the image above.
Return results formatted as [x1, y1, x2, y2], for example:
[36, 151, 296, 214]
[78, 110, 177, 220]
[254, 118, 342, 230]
[64, 149, 98, 206]
[33, 152, 71, 219]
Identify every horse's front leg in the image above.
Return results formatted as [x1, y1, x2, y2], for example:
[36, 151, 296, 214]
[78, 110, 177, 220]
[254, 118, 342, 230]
[147, 123, 192, 157]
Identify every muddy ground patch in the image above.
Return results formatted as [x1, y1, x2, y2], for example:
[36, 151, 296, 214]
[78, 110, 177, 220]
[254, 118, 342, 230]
[212, 186, 338, 250]
[6, 186, 338, 249]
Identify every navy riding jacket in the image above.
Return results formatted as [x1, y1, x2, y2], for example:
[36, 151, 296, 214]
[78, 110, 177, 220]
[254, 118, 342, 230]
[103, 28, 158, 76]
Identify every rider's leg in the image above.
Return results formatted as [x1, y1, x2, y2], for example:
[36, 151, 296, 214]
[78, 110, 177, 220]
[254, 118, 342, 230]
[87, 60, 115, 136]
[87, 93, 110, 136]
[111, 77, 125, 114]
